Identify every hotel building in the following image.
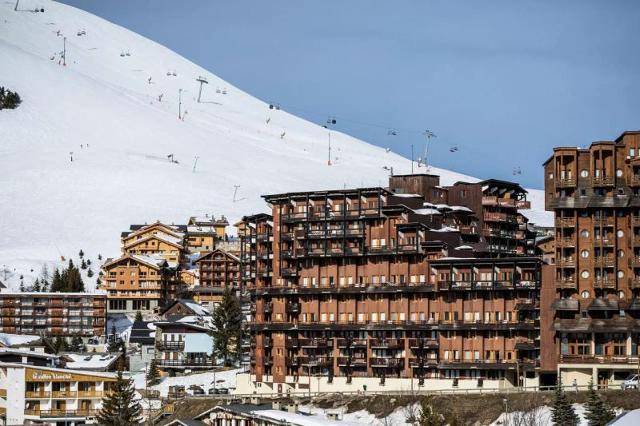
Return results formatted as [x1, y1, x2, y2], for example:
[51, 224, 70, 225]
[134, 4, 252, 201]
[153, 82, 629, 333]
[236, 183, 543, 395]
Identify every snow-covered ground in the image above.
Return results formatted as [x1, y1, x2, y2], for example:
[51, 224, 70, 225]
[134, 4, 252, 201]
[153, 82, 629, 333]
[0, 0, 552, 291]
[132, 368, 242, 397]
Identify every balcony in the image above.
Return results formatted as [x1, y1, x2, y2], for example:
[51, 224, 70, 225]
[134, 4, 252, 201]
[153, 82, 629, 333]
[337, 338, 367, 348]
[556, 217, 576, 227]
[594, 257, 615, 268]
[629, 278, 640, 289]
[299, 338, 331, 348]
[262, 302, 273, 314]
[555, 278, 577, 289]
[51, 390, 77, 398]
[408, 338, 439, 349]
[24, 409, 99, 418]
[592, 176, 614, 186]
[25, 390, 51, 399]
[482, 196, 516, 207]
[298, 356, 332, 367]
[369, 338, 403, 349]
[285, 337, 299, 348]
[483, 212, 517, 223]
[337, 357, 367, 367]
[557, 257, 576, 268]
[557, 237, 575, 247]
[156, 341, 185, 351]
[594, 216, 615, 227]
[559, 354, 639, 364]
[556, 177, 576, 188]
[370, 357, 404, 368]
[593, 278, 616, 289]
[514, 337, 536, 351]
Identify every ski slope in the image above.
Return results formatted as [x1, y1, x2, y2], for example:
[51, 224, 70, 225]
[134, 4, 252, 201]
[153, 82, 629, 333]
[0, 1, 552, 290]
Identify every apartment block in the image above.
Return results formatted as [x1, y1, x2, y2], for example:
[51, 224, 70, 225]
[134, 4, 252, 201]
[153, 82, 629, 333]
[0, 293, 106, 339]
[192, 248, 241, 309]
[237, 185, 543, 395]
[543, 131, 640, 388]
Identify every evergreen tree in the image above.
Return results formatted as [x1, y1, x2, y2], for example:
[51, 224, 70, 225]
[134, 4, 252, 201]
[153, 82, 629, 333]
[79, 249, 84, 259]
[135, 311, 143, 322]
[33, 278, 41, 292]
[81, 258, 87, 269]
[40, 264, 50, 290]
[98, 254, 102, 261]
[0, 86, 21, 110]
[146, 358, 160, 386]
[551, 377, 579, 426]
[87, 268, 94, 278]
[585, 379, 615, 426]
[50, 268, 63, 292]
[52, 337, 68, 354]
[210, 288, 243, 366]
[71, 335, 86, 352]
[19, 281, 25, 292]
[96, 371, 142, 426]
[87, 259, 92, 266]
[416, 398, 445, 426]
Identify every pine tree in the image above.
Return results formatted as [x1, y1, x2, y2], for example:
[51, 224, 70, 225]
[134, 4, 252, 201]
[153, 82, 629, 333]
[417, 398, 445, 426]
[52, 336, 68, 354]
[79, 249, 84, 259]
[87, 259, 92, 266]
[81, 258, 87, 269]
[40, 264, 50, 290]
[87, 268, 94, 278]
[146, 358, 160, 386]
[210, 288, 243, 366]
[96, 371, 142, 426]
[135, 311, 143, 322]
[551, 377, 579, 426]
[32, 278, 41, 292]
[98, 254, 102, 261]
[585, 379, 615, 426]
[19, 281, 25, 292]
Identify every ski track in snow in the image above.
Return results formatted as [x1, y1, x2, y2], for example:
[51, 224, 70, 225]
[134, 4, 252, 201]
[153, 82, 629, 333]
[0, 0, 552, 291]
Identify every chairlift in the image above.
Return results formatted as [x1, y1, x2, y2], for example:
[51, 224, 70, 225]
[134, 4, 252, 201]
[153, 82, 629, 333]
[327, 117, 337, 125]
[125, 51, 131, 57]
[172, 71, 177, 76]
[449, 145, 458, 153]
[120, 52, 125, 57]
[387, 128, 397, 136]
[513, 167, 522, 176]
[166, 71, 172, 76]
[222, 88, 227, 95]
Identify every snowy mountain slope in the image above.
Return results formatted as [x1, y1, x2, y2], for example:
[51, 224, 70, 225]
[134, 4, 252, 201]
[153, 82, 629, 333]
[0, 1, 551, 290]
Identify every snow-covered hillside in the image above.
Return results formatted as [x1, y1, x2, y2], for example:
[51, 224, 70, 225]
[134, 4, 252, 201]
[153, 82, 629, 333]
[0, 0, 551, 290]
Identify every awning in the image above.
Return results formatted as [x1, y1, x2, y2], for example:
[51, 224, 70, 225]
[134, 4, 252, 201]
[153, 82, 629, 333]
[587, 299, 619, 311]
[551, 299, 579, 311]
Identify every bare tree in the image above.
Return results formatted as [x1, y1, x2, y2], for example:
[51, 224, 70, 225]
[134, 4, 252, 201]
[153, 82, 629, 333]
[504, 394, 549, 426]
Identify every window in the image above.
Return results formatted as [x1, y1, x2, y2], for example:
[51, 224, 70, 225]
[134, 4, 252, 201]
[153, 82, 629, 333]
[616, 169, 623, 177]
[619, 291, 625, 299]
[617, 230, 625, 238]
[580, 170, 589, 178]
[618, 270, 625, 279]
[618, 250, 625, 258]
[581, 270, 590, 279]
[581, 290, 590, 299]
[581, 250, 589, 258]
[549, 173, 554, 180]
[580, 229, 589, 238]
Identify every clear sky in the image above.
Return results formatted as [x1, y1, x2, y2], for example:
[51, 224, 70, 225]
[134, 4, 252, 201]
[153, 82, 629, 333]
[60, 0, 640, 188]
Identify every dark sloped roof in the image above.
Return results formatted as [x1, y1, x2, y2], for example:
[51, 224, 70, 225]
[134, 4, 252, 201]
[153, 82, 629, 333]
[129, 320, 155, 345]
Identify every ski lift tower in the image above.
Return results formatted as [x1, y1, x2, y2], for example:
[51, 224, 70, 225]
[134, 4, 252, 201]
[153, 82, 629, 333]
[196, 76, 208, 103]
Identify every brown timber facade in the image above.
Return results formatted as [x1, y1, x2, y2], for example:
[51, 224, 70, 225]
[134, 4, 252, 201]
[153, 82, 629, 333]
[543, 131, 640, 388]
[236, 186, 544, 394]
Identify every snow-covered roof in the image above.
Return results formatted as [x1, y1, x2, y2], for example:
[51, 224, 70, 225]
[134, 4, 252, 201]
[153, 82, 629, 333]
[435, 203, 452, 210]
[432, 226, 458, 232]
[0, 333, 41, 347]
[184, 301, 209, 316]
[392, 193, 422, 198]
[63, 353, 120, 370]
[450, 205, 473, 213]
[412, 208, 441, 215]
[455, 245, 474, 250]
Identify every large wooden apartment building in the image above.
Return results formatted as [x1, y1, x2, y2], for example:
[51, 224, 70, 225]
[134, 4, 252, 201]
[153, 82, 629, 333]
[236, 182, 543, 394]
[542, 131, 640, 388]
[0, 293, 106, 338]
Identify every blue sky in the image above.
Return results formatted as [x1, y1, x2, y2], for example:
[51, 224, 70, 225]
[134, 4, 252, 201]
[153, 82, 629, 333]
[61, 0, 640, 188]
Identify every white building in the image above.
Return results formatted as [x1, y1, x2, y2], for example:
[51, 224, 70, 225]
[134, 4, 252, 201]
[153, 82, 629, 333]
[0, 362, 119, 425]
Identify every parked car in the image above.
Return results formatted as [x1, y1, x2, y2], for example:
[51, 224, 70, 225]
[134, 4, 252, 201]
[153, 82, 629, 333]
[217, 388, 229, 394]
[208, 388, 218, 395]
[622, 374, 639, 390]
